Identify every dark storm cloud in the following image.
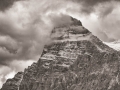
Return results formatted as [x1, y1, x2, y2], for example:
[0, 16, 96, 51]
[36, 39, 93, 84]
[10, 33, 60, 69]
[72, 0, 119, 6]
[0, 0, 21, 11]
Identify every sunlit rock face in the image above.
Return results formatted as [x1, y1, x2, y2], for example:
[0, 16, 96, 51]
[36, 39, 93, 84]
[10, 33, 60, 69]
[1, 17, 120, 90]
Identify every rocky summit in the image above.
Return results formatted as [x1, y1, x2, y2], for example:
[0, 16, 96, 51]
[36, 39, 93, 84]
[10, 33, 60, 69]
[1, 17, 120, 90]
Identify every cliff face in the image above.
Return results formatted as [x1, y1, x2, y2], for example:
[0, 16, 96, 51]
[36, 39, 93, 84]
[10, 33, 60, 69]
[1, 17, 120, 90]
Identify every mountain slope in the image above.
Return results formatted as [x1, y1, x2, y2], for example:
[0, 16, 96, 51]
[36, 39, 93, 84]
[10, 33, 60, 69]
[1, 17, 120, 90]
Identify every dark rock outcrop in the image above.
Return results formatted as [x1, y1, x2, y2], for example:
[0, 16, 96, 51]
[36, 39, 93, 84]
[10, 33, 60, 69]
[1, 17, 120, 90]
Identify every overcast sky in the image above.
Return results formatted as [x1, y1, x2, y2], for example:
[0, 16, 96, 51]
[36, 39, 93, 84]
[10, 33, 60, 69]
[0, 0, 120, 88]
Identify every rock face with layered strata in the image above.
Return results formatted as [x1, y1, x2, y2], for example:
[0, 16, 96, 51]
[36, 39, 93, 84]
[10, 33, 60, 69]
[1, 17, 120, 90]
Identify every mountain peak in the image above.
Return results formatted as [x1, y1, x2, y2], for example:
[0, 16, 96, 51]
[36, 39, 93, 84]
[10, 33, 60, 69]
[70, 17, 82, 26]
[51, 17, 90, 42]
[1, 17, 120, 90]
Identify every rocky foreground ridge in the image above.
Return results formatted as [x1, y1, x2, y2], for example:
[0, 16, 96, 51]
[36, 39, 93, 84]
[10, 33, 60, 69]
[1, 17, 120, 90]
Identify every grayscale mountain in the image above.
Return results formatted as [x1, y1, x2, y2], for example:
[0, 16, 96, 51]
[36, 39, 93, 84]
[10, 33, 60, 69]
[1, 17, 120, 90]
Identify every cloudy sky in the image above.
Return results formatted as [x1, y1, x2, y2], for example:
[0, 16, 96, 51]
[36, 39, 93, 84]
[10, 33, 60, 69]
[0, 0, 120, 88]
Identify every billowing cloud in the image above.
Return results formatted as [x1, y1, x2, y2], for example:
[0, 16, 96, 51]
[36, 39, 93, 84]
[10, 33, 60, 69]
[0, 0, 120, 88]
[0, 0, 82, 65]
[76, 2, 120, 41]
